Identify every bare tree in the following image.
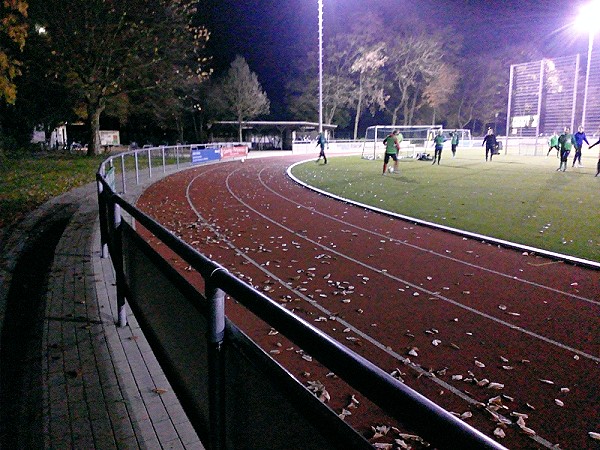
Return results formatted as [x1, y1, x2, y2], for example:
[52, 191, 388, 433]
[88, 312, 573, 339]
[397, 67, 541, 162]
[212, 55, 270, 142]
[385, 34, 445, 126]
[422, 63, 460, 124]
[350, 43, 388, 139]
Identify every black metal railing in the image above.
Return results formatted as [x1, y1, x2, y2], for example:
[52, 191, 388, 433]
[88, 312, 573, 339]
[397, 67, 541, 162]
[96, 146, 507, 450]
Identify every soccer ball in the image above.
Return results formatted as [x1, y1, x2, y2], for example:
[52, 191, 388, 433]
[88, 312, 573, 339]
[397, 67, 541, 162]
[388, 167, 394, 173]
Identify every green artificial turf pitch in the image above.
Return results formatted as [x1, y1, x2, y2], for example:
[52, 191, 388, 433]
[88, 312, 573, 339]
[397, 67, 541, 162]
[291, 151, 600, 263]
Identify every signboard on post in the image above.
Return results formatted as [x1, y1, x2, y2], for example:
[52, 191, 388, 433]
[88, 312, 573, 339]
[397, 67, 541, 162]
[191, 146, 221, 164]
[511, 115, 538, 129]
[100, 130, 120, 146]
[220, 145, 249, 159]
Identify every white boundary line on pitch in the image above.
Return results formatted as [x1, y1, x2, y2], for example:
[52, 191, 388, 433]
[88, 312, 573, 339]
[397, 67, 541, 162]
[285, 159, 600, 272]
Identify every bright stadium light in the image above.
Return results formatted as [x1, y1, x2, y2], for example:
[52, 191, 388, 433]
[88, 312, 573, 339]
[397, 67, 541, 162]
[576, 1, 600, 34]
[577, 0, 600, 127]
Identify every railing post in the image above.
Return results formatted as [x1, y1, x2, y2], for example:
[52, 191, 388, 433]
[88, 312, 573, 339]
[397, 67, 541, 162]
[120, 154, 127, 194]
[148, 148, 152, 178]
[97, 179, 109, 258]
[162, 147, 166, 174]
[134, 152, 140, 185]
[113, 203, 127, 327]
[206, 268, 226, 450]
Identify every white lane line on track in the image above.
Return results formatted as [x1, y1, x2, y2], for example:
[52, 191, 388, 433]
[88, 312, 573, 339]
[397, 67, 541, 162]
[184, 169, 558, 450]
[261, 164, 600, 308]
[225, 166, 600, 362]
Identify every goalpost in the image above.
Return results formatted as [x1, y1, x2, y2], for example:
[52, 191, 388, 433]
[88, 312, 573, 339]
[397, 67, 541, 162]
[361, 125, 443, 160]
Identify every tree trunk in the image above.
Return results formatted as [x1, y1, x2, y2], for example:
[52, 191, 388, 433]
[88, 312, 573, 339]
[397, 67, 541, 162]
[175, 118, 184, 143]
[408, 95, 418, 125]
[238, 120, 243, 143]
[353, 76, 364, 140]
[391, 106, 400, 126]
[86, 102, 104, 156]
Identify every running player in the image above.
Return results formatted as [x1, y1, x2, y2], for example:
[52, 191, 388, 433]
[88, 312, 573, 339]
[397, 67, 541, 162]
[382, 130, 400, 174]
[315, 132, 327, 164]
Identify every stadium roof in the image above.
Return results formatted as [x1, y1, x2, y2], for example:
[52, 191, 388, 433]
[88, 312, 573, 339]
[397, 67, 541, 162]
[211, 121, 337, 131]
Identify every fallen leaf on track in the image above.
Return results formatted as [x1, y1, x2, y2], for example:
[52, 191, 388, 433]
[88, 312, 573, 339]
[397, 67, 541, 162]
[493, 427, 506, 439]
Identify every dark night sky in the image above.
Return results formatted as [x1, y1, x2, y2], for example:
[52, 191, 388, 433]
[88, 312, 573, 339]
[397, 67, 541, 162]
[200, 0, 592, 117]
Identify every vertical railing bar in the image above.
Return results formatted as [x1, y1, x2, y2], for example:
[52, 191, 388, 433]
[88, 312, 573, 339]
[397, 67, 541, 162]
[148, 148, 152, 179]
[97, 179, 109, 258]
[134, 152, 139, 185]
[113, 202, 127, 327]
[120, 154, 126, 194]
[206, 268, 227, 450]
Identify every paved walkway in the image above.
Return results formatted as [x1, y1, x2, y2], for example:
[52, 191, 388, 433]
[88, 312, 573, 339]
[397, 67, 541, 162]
[0, 178, 205, 448]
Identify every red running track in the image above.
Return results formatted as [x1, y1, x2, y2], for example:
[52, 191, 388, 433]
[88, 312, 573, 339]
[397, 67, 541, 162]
[136, 155, 600, 450]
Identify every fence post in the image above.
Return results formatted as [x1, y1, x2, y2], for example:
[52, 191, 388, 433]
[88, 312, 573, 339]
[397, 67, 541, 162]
[121, 154, 127, 194]
[97, 178, 109, 259]
[206, 268, 226, 450]
[113, 203, 128, 327]
[148, 148, 152, 179]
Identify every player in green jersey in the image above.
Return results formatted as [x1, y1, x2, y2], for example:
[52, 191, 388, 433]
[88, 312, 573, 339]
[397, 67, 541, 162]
[546, 132, 559, 157]
[432, 130, 446, 165]
[557, 127, 575, 172]
[382, 130, 400, 174]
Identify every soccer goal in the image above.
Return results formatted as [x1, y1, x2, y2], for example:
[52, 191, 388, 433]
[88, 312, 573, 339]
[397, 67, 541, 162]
[361, 125, 443, 160]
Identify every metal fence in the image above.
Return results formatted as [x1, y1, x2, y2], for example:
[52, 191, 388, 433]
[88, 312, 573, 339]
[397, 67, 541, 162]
[96, 146, 507, 450]
[507, 51, 600, 140]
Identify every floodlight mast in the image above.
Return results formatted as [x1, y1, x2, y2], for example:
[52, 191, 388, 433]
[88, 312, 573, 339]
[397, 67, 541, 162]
[578, 1, 600, 128]
[318, 0, 324, 135]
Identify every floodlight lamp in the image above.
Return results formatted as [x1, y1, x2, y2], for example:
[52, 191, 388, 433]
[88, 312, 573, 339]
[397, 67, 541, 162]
[577, 1, 600, 35]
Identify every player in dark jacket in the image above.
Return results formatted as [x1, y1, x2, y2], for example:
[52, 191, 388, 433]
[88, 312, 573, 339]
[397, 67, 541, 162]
[482, 128, 497, 161]
[315, 133, 327, 164]
[572, 126, 589, 168]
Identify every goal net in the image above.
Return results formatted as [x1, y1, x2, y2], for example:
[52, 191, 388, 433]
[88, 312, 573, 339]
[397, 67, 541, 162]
[361, 125, 443, 160]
